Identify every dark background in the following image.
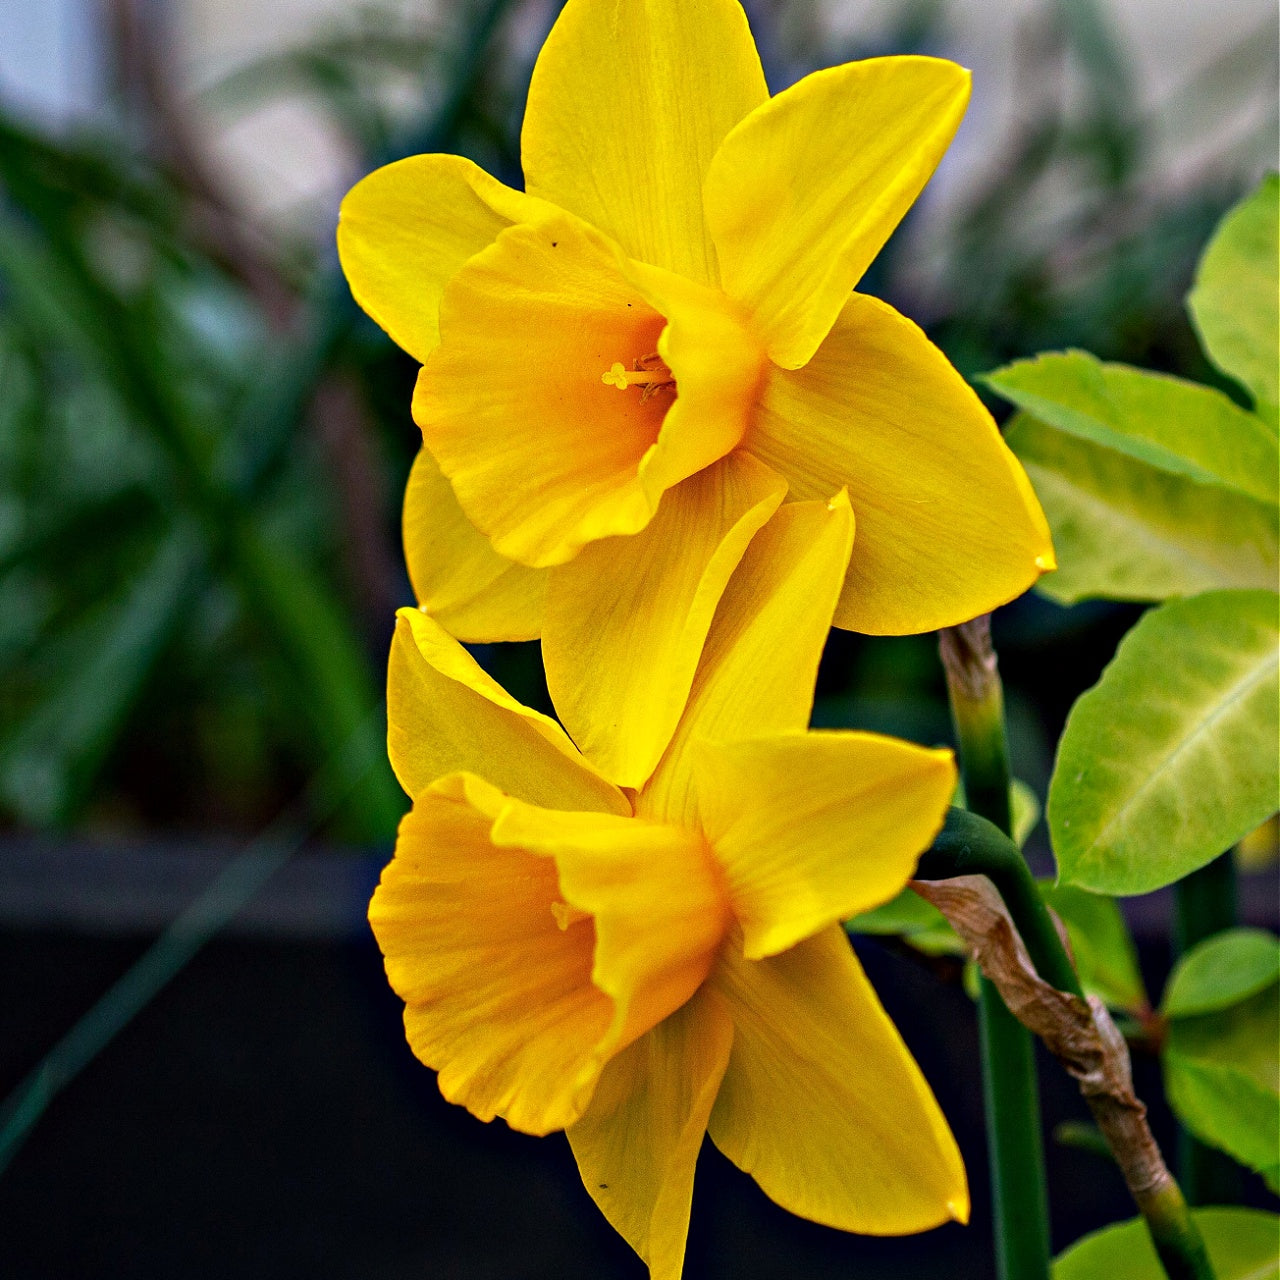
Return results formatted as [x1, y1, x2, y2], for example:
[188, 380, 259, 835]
[8, 873, 1273, 1280]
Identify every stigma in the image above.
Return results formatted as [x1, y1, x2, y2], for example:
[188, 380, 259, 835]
[550, 900, 591, 931]
[601, 352, 675, 403]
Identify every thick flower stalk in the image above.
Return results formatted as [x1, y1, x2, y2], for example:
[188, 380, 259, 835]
[371, 497, 968, 1278]
[338, 0, 1054, 792]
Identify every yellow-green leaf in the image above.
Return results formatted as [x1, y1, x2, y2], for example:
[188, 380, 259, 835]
[1006, 413, 1278, 604]
[1188, 174, 1280, 418]
[1054, 1207, 1280, 1279]
[988, 350, 1278, 503]
[1049, 590, 1280, 895]
[1163, 928, 1280, 1018]
[1165, 1055, 1280, 1192]
[1164, 980, 1280, 1189]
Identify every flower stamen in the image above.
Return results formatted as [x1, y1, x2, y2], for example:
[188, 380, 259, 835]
[601, 353, 676, 403]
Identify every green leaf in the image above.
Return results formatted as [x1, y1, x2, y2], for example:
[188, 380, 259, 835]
[1049, 590, 1280, 895]
[1164, 928, 1280, 1017]
[1165, 1052, 1280, 1191]
[847, 888, 944, 934]
[845, 887, 964, 957]
[0, 527, 204, 825]
[1054, 1207, 1280, 1279]
[1161, 929, 1280, 1186]
[988, 350, 1278, 503]
[1052, 1120, 1114, 1162]
[1172, 984, 1279, 1087]
[1005, 413, 1278, 603]
[1054, 0, 1134, 126]
[230, 527, 404, 842]
[1188, 174, 1280, 416]
[1011, 777, 1041, 847]
[0, 199, 401, 843]
[1164, 979, 1280, 1188]
[1040, 883, 1147, 1012]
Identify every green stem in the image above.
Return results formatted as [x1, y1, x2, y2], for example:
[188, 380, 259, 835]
[1173, 853, 1242, 1206]
[1142, 1183, 1217, 1280]
[918, 809, 1082, 997]
[977, 980, 1053, 1278]
[939, 618, 1050, 1280]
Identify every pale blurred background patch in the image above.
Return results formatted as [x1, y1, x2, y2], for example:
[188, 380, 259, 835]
[3, 0, 1275, 234]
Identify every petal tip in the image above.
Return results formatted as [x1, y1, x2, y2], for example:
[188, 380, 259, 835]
[929, 55, 972, 95]
[947, 1194, 971, 1226]
[928, 749, 959, 789]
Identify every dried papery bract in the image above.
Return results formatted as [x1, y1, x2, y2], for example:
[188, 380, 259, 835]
[914, 873, 1214, 1280]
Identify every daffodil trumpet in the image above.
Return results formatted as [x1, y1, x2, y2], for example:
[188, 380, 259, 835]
[338, 0, 1055, 798]
[370, 496, 969, 1279]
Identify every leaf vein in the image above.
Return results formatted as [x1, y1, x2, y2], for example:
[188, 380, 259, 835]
[1087, 646, 1278, 858]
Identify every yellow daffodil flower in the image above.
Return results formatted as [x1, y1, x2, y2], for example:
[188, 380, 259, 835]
[370, 495, 968, 1279]
[339, 0, 1054, 792]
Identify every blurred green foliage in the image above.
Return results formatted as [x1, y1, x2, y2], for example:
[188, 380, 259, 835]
[0, 0, 1273, 840]
[0, 0, 524, 839]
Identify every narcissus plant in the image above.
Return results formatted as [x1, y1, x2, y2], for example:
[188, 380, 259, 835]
[370, 496, 967, 1280]
[339, 0, 1053, 792]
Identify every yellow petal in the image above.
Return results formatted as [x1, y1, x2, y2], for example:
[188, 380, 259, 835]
[370, 774, 613, 1135]
[567, 988, 734, 1280]
[639, 493, 854, 826]
[627, 259, 766, 494]
[415, 210, 672, 567]
[709, 926, 969, 1233]
[748, 291, 1054, 634]
[337, 153, 546, 364]
[402, 446, 548, 642]
[696, 732, 956, 959]
[387, 607, 627, 814]
[491, 801, 730, 1058]
[706, 56, 970, 369]
[522, 0, 767, 284]
[545, 453, 786, 789]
